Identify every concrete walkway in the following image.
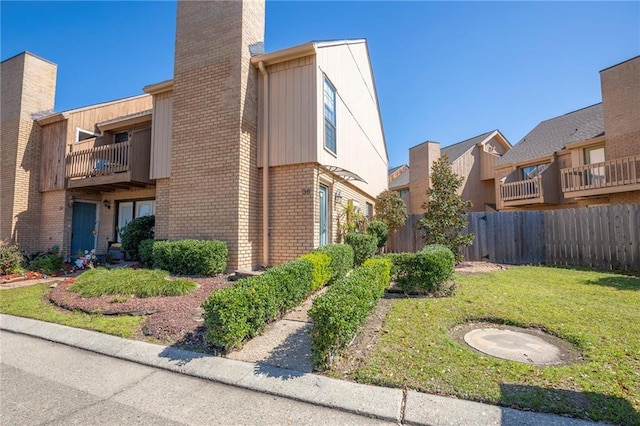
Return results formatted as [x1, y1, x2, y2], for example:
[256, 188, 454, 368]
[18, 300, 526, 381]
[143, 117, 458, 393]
[0, 314, 599, 425]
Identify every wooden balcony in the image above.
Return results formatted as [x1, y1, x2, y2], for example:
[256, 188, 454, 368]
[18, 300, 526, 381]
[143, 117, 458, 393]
[561, 155, 640, 198]
[65, 132, 153, 191]
[499, 162, 560, 207]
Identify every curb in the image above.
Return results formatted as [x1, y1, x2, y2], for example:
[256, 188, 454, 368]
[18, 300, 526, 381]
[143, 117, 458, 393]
[0, 314, 599, 425]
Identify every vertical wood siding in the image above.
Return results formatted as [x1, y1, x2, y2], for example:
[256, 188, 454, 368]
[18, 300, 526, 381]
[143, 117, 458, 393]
[150, 92, 173, 178]
[315, 42, 388, 199]
[39, 121, 67, 191]
[388, 205, 640, 270]
[260, 57, 315, 167]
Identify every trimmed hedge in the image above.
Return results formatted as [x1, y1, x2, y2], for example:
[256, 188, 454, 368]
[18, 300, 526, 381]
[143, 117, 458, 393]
[312, 244, 354, 284]
[152, 239, 227, 275]
[309, 257, 391, 370]
[379, 244, 455, 294]
[203, 256, 336, 350]
[138, 238, 155, 267]
[344, 232, 377, 266]
[367, 220, 388, 249]
[301, 252, 332, 291]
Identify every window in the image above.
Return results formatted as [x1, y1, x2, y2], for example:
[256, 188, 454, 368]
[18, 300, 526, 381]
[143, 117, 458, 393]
[114, 131, 129, 144]
[116, 199, 156, 242]
[76, 128, 98, 142]
[520, 163, 548, 180]
[323, 77, 337, 154]
[366, 202, 374, 219]
[584, 145, 605, 165]
[398, 189, 409, 198]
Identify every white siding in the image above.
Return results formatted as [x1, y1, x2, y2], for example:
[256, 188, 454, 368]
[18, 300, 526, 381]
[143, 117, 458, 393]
[258, 56, 316, 167]
[315, 42, 388, 198]
[150, 91, 173, 179]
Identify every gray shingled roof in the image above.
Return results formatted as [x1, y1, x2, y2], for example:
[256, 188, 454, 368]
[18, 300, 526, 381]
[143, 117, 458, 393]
[389, 168, 409, 189]
[441, 131, 495, 163]
[495, 104, 604, 166]
[388, 165, 404, 176]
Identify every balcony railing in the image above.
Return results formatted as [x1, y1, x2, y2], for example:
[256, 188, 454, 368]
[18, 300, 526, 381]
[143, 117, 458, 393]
[500, 176, 541, 201]
[66, 141, 130, 179]
[561, 155, 640, 195]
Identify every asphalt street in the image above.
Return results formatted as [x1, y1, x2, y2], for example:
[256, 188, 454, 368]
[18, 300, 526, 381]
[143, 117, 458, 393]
[0, 331, 391, 425]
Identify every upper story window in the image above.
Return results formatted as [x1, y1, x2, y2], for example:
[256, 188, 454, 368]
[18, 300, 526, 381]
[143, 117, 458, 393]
[520, 163, 549, 180]
[114, 131, 130, 144]
[584, 145, 605, 165]
[76, 128, 98, 142]
[323, 77, 337, 155]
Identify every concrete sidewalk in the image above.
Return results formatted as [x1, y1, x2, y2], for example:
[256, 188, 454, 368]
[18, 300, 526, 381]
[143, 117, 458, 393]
[0, 314, 598, 425]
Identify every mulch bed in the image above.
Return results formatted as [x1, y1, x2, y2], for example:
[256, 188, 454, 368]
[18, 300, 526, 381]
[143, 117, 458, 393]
[48, 274, 234, 348]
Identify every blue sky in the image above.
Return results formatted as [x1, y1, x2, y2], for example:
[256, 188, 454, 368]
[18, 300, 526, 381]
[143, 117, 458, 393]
[2, 1, 638, 168]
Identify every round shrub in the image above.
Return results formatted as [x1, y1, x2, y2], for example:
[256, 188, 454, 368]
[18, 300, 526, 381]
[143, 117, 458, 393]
[367, 220, 388, 249]
[120, 215, 155, 261]
[152, 239, 227, 275]
[344, 232, 377, 266]
[393, 244, 455, 294]
[0, 241, 24, 275]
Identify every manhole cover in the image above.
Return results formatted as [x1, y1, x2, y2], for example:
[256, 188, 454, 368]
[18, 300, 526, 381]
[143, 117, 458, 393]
[464, 328, 562, 365]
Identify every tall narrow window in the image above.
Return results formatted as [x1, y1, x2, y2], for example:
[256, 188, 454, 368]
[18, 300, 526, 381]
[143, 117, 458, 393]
[324, 77, 336, 154]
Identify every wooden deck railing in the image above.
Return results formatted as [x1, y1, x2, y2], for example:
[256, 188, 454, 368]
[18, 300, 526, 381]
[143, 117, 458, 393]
[500, 176, 541, 201]
[66, 142, 130, 179]
[560, 155, 640, 193]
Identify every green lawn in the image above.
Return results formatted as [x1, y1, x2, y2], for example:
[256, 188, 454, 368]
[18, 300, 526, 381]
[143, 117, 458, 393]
[345, 266, 640, 425]
[0, 283, 142, 337]
[68, 267, 197, 298]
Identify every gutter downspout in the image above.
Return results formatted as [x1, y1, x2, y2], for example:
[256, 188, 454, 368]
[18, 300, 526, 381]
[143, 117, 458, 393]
[258, 61, 270, 267]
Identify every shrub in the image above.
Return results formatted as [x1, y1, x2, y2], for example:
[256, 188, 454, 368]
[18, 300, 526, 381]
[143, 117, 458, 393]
[309, 257, 391, 370]
[301, 252, 332, 291]
[345, 232, 377, 266]
[312, 244, 354, 283]
[153, 239, 227, 275]
[28, 247, 64, 275]
[0, 241, 24, 275]
[387, 244, 455, 294]
[367, 220, 388, 249]
[138, 239, 155, 267]
[202, 258, 314, 350]
[120, 215, 155, 260]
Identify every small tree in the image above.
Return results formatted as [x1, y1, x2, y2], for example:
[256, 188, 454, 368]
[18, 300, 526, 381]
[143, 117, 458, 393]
[374, 189, 407, 233]
[417, 156, 474, 263]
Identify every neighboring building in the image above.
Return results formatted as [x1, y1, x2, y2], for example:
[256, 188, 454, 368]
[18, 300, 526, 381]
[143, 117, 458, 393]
[389, 130, 511, 214]
[0, 0, 388, 270]
[495, 56, 640, 210]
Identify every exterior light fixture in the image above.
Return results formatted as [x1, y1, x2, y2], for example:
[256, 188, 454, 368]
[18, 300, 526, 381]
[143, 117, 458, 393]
[334, 190, 342, 204]
[102, 199, 111, 209]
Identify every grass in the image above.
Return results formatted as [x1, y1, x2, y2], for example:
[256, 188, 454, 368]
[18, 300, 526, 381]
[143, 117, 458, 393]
[344, 266, 640, 425]
[0, 283, 142, 337]
[68, 267, 197, 298]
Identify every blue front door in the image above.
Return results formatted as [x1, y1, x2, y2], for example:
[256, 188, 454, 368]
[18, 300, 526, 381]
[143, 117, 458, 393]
[319, 185, 328, 246]
[71, 202, 96, 255]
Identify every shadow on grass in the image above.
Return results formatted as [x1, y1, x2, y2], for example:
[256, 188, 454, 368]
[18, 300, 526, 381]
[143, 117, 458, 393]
[584, 275, 640, 291]
[253, 323, 311, 380]
[499, 383, 639, 425]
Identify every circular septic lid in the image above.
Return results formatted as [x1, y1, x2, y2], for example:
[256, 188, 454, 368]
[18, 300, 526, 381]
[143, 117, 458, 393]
[464, 327, 563, 365]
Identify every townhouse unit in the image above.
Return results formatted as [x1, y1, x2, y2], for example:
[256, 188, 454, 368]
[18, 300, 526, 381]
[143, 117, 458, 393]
[495, 56, 640, 210]
[388, 130, 511, 213]
[0, 0, 388, 270]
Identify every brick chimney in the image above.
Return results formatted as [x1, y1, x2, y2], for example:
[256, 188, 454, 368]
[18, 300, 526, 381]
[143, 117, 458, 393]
[168, 0, 265, 269]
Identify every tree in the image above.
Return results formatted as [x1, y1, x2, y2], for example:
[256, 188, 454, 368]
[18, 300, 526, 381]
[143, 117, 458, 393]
[374, 189, 407, 233]
[417, 156, 474, 263]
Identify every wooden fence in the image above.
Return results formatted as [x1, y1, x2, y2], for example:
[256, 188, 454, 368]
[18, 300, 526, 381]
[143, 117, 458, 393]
[387, 204, 640, 270]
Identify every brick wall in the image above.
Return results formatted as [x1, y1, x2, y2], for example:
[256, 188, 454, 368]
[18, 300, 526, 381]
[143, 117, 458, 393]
[0, 53, 56, 253]
[408, 141, 440, 215]
[167, 0, 265, 270]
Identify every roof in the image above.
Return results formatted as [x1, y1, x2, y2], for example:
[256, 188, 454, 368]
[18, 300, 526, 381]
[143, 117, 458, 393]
[36, 94, 150, 126]
[495, 103, 604, 166]
[97, 109, 152, 131]
[389, 168, 409, 190]
[388, 165, 404, 176]
[441, 130, 496, 163]
[250, 39, 366, 66]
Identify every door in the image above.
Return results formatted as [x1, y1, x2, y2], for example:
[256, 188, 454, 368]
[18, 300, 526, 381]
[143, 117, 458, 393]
[71, 202, 97, 255]
[117, 202, 134, 242]
[319, 185, 328, 246]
